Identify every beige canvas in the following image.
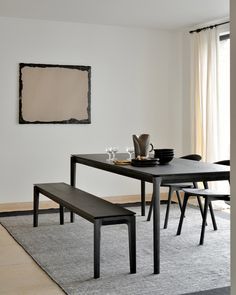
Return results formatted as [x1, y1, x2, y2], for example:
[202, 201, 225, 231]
[19, 64, 91, 124]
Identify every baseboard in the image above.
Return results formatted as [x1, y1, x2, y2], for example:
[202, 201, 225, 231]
[0, 208, 60, 217]
[183, 286, 230, 295]
[103, 192, 169, 203]
[0, 192, 174, 216]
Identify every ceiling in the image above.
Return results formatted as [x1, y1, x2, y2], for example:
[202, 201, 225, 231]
[0, 0, 229, 30]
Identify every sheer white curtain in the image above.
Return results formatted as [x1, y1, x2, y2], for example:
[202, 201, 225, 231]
[191, 26, 230, 208]
[191, 27, 220, 163]
[218, 33, 230, 161]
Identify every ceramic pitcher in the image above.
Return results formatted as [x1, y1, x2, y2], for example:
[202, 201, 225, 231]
[132, 134, 153, 158]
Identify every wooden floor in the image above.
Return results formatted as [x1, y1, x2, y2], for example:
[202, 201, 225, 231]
[0, 200, 70, 295]
[0, 224, 65, 295]
[0, 194, 156, 294]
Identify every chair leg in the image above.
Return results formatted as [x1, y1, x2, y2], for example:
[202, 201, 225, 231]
[177, 193, 189, 235]
[202, 180, 217, 228]
[94, 220, 101, 279]
[163, 187, 174, 229]
[208, 201, 218, 230]
[200, 197, 209, 245]
[147, 193, 153, 221]
[176, 190, 182, 211]
[193, 182, 198, 188]
[197, 196, 210, 226]
[196, 196, 204, 218]
[127, 216, 136, 274]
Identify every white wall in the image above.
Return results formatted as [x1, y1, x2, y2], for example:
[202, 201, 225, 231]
[0, 17, 183, 203]
[181, 31, 193, 154]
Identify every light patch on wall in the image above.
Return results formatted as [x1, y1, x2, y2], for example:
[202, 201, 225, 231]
[19, 63, 91, 124]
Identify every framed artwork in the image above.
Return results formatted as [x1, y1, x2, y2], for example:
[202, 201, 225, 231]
[19, 63, 91, 124]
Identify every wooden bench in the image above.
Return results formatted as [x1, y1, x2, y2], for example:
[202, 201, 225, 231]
[33, 182, 136, 278]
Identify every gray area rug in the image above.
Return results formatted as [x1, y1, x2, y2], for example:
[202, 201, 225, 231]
[0, 205, 230, 295]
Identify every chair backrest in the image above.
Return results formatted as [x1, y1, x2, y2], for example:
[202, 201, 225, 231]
[180, 154, 202, 161]
[214, 160, 230, 166]
[180, 154, 202, 188]
[203, 159, 230, 188]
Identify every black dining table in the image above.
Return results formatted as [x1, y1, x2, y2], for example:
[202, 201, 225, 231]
[70, 153, 230, 274]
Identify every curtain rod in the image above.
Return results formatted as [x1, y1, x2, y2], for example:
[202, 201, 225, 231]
[189, 21, 230, 34]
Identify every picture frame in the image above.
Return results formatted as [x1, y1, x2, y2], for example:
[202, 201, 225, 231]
[19, 63, 91, 124]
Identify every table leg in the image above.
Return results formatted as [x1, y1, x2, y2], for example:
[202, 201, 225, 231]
[127, 216, 136, 274]
[94, 219, 101, 279]
[153, 177, 161, 274]
[70, 156, 76, 223]
[70, 156, 76, 186]
[33, 186, 39, 227]
[141, 181, 145, 216]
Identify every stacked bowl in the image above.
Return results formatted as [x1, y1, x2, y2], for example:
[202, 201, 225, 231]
[154, 148, 174, 164]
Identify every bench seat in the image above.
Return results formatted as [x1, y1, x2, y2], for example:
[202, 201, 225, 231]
[33, 182, 136, 278]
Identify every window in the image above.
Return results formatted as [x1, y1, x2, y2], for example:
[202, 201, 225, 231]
[218, 33, 230, 160]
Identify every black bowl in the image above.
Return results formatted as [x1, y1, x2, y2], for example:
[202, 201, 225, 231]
[154, 149, 174, 153]
[154, 151, 174, 158]
[155, 152, 174, 156]
[157, 155, 174, 164]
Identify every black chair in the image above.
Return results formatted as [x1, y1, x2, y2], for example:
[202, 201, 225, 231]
[147, 154, 203, 229]
[176, 160, 230, 245]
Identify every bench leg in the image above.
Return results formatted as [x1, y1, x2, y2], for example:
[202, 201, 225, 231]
[60, 210, 74, 223]
[70, 212, 74, 223]
[127, 216, 136, 274]
[33, 186, 39, 227]
[60, 205, 64, 225]
[94, 220, 101, 279]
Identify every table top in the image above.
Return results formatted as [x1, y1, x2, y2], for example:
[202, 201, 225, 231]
[71, 153, 230, 183]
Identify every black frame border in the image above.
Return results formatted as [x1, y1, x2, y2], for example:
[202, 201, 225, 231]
[19, 63, 91, 124]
